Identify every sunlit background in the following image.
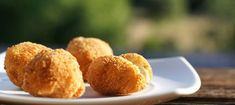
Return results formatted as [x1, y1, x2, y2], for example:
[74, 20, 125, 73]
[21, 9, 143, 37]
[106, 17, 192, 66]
[0, 0, 235, 67]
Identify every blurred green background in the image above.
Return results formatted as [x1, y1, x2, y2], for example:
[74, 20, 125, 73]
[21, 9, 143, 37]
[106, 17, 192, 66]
[1, 0, 235, 67]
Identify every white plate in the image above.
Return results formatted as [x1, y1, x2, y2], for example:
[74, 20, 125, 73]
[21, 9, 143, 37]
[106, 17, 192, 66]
[0, 52, 201, 105]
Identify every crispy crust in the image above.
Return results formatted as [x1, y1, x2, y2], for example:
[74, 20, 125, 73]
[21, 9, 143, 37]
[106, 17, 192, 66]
[4, 42, 49, 87]
[67, 37, 113, 81]
[87, 55, 149, 95]
[22, 49, 85, 98]
[120, 53, 153, 83]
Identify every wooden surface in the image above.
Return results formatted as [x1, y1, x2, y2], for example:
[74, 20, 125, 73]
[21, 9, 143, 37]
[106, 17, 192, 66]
[160, 68, 235, 105]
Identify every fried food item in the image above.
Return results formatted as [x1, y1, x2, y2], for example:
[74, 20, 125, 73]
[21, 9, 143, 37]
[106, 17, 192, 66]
[87, 53, 152, 96]
[22, 49, 85, 98]
[4, 42, 49, 87]
[120, 53, 152, 83]
[67, 37, 113, 81]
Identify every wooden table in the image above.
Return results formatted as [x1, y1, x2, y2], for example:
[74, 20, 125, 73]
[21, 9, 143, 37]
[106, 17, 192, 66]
[160, 68, 235, 105]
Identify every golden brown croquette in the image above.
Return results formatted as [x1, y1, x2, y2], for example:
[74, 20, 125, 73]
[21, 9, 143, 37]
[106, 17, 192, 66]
[4, 42, 50, 87]
[22, 49, 85, 98]
[67, 37, 113, 81]
[120, 53, 153, 83]
[87, 53, 152, 96]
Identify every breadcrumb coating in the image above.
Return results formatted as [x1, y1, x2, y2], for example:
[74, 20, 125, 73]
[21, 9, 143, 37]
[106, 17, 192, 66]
[67, 37, 113, 81]
[87, 53, 152, 95]
[4, 42, 49, 87]
[22, 49, 85, 98]
[120, 53, 153, 83]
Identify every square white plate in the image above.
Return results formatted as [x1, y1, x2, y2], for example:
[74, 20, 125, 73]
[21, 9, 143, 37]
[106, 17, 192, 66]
[0, 52, 201, 105]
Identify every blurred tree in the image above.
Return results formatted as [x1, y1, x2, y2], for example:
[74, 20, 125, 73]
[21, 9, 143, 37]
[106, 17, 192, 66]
[205, 0, 235, 51]
[206, 0, 235, 23]
[132, 0, 187, 20]
[142, 35, 176, 52]
[187, 0, 206, 14]
[80, 0, 131, 47]
[0, 0, 131, 48]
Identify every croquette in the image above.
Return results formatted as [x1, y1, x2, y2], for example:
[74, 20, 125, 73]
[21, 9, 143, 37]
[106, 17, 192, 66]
[67, 37, 113, 81]
[22, 49, 85, 98]
[87, 53, 152, 95]
[4, 42, 49, 87]
[120, 53, 152, 83]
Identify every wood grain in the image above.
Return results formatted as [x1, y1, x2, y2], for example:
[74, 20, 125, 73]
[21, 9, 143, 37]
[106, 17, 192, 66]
[160, 68, 235, 105]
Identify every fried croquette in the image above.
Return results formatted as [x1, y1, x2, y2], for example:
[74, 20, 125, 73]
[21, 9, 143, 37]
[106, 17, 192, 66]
[120, 53, 153, 83]
[22, 49, 85, 98]
[67, 37, 113, 81]
[87, 53, 152, 96]
[4, 42, 49, 87]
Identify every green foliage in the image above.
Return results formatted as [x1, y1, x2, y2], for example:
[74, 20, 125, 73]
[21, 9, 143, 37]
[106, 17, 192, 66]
[1, 0, 235, 52]
[80, 0, 131, 47]
[142, 36, 177, 52]
[132, 0, 187, 20]
[205, 0, 235, 51]
[0, 0, 131, 47]
[206, 0, 235, 23]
